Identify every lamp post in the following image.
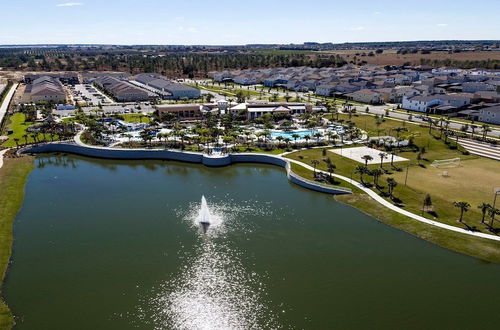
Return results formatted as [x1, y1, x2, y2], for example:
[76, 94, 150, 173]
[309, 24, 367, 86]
[492, 188, 500, 224]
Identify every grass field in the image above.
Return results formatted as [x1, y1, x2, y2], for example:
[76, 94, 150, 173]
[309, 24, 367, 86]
[120, 113, 151, 124]
[0, 155, 34, 329]
[286, 113, 500, 234]
[1, 113, 46, 148]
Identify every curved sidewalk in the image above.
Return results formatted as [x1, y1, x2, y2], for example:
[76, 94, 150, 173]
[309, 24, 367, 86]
[286, 158, 500, 242]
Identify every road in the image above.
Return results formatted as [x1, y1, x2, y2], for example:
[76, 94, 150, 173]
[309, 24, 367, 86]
[357, 105, 500, 138]
[0, 83, 18, 126]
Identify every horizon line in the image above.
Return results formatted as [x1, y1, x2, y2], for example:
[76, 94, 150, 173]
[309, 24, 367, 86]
[1, 39, 499, 47]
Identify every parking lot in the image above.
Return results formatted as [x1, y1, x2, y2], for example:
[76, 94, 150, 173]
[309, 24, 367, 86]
[70, 84, 114, 106]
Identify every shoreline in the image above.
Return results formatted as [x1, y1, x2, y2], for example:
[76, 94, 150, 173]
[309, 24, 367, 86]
[0, 154, 34, 329]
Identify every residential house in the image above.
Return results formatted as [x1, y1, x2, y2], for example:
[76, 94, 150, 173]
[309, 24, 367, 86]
[478, 105, 500, 125]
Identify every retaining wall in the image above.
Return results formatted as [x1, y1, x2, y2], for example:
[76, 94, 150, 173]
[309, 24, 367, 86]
[22, 143, 351, 195]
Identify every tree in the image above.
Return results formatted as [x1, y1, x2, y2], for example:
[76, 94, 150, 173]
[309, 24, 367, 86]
[453, 201, 470, 223]
[487, 206, 500, 228]
[423, 194, 432, 215]
[371, 168, 383, 188]
[327, 163, 336, 181]
[390, 151, 397, 166]
[304, 134, 311, 146]
[481, 124, 491, 140]
[361, 154, 373, 166]
[378, 152, 387, 168]
[291, 133, 300, 144]
[478, 203, 492, 224]
[311, 159, 320, 176]
[386, 177, 397, 199]
[355, 165, 368, 185]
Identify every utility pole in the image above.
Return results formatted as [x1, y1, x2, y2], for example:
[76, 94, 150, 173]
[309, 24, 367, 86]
[405, 164, 410, 186]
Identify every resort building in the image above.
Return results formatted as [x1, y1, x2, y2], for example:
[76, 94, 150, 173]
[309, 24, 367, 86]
[229, 102, 312, 120]
[134, 73, 201, 99]
[155, 104, 217, 120]
[94, 76, 152, 102]
[25, 76, 66, 104]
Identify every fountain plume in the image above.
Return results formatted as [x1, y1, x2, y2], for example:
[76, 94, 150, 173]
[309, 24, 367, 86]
[199, 196, 211, 233]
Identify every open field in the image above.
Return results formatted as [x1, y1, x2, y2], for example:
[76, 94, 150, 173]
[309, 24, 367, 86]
[321, 49, 500, 66]
[0, 155, 34, 329]
[286, 113, 500, 234]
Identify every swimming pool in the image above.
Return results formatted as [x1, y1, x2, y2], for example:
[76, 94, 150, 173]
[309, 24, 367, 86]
[270, 130, 320, 140]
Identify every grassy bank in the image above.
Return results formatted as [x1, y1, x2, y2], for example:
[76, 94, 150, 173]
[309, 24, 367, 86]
[0, 155, 34, 329]
[336, 193, 500, 263]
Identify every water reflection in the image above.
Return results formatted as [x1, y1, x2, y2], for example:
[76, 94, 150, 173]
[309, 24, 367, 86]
[146, 197, 279, 329]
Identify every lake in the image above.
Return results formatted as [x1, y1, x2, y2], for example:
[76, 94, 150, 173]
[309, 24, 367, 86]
[4, 154, 500, 329]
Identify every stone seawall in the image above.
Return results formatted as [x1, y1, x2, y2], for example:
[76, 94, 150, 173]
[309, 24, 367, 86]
[22, 143, 351, 195]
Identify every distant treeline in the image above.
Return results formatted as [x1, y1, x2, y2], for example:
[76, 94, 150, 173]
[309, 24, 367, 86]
[0, 48, 347, 77]
[420, 58, 500, 69]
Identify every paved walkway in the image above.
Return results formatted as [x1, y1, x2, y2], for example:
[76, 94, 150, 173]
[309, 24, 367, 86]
[286, 158, 500, 242]
[0, 83, 18, 126]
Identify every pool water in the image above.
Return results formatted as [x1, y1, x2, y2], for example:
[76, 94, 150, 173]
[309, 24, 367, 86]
[270, 130, 320, 140]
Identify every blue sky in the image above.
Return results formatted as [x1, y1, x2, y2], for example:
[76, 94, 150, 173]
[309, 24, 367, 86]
[1, 0, 499, 45]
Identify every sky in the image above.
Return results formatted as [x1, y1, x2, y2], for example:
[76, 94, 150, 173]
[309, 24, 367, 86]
[1, 0, 499, 45]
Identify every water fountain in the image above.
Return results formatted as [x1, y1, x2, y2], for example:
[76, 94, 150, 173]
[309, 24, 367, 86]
[198, 195, 211, 233]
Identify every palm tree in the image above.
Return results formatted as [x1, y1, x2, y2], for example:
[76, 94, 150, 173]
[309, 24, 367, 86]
[488, 207, 500, 228]
[355, 165, 368, 185]
[386, 177, 397, 199]
[453, 201, 470, 223]
[361, 155, 373, 166]
[422, 194, 432, 215]
[378, 152, 387, 168]
[311, 159, 320, 176]
[276, 136, 284, 146]
[390, 151, 397, 166]
[13, 138, 20, 149]
[327, 163, 336, 181]
[470, 124, 477, 138]
[291, 133, 300, 144]
[304, 134, 311, 146]
[478, 203, 492, 224]
[371, 168, 383, 188]
[481, 124, 491, 140]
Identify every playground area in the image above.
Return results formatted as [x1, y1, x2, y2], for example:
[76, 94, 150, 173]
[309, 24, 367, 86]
[330, 146, 409, 165]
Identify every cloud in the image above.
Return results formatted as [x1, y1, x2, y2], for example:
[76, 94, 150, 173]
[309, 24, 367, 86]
[350, 26, 365, 31]
[437, 23, 448, 27]
[372, 11, 382, 15]
[56, 2, 83, 7]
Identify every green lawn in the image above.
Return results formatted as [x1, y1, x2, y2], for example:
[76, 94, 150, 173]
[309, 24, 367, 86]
[119, 113, 151, 124]
[0, 156, 34, 329]
[286, 113, 499, 234]
[1, 113, 47, 148]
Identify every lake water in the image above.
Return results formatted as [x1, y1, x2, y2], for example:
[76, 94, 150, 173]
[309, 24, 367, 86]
[4, 154, 500, 329]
